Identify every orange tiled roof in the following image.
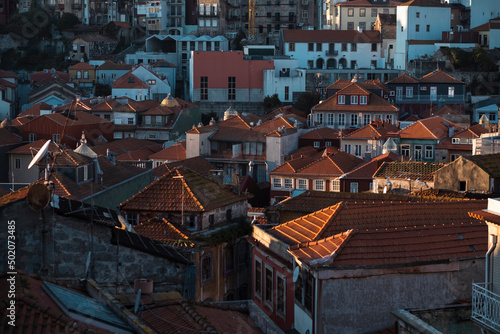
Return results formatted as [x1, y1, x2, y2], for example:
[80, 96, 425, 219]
[289, 222, 486, 268]
[327, 79, 390, 95]
[470, 153, 500, 178]
[7, 139, 59, 155]
[112, 72, 150, 89]
[90, 137, 162, 156]
[313, 87, 398, 113]
[121, 167, 248, 213]
[153, 156, 215, 178]
[453, 124, 488, 138]
[343, 151, 402, 179]
[69, 62, 95, 70]
[289, 146, 321, 159]
[373, 161, 444, 181]
[116, 146, 159, 161]
[283, 29, 381, 43]
[48, 149, 93, 167]
[397, 116, 460, 140]
[398, 0, 449, 7]
[419, 69, 463, 84]
[17, 102, 53, 118]
[271, 155, 316, 174]
[0, 186, 30, 207]
[344, 120, 399, 139]
[386, 72, 419, 84]
[149, 142, 187, 161]
[134, 218, 193, 246]
[297, 151, 364, 176]
[0, 69, 19, 78]
[269, 200, 486, 245]
[262, 105, 307, 121]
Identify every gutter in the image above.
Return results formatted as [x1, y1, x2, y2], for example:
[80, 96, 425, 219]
[486, 234, 497, 289]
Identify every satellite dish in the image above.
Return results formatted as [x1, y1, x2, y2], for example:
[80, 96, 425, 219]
[26, 183, 51, 211]
[28, 140, 52, 169]
[134, 289, 142, 314]
[292, 266, 300, 283]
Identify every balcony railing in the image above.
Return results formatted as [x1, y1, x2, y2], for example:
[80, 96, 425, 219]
[394, 94, 465, 104]
[472, 282, 500, 333]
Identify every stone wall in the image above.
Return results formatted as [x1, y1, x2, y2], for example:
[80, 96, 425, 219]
[89, 41, 119, 59]
[1, 200, 186, 294]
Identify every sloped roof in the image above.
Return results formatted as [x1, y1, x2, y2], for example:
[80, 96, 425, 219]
[344, 120, 399, 139]
[419, 69, 463, 84]
[271, 155, 316, 174]
[17, 102, 53, 118]
[48, 149, 93, 167]
[0, 128, 22, 146]
[373, 161, 444, 181]
[289, 222, 486, 268]
[74, 34, 117, 42]
[470, 154, 500, 178]
[115, 146, 159, 161]
[134, 218, 193, 246]
[454, 124, 488, 138]
[112, 72, 150, 89]
[313, 86, 398, 113]
[283, 29, 381, 43]
[343, 151, 403, 179]
[0, 69, 19, 78]
[296, 152, 364, 176]
[397, 116, 460, 140]
[96, 60, 133, 71]
[7, 139, 59, 155]
[153, 156, 215, 178]
[386, 72, 419, 84]
[121, 167, 248, 213]
[269, 200, 486, 245]
[149, 142, 186, 161]
[398, 0, 448, 7]
[69, 62, 95, 70]
[90, 137, 162, 156]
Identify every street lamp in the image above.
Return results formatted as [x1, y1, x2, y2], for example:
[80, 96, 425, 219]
[173, 175, 184, 226]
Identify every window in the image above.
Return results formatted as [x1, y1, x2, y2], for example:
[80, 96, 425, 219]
[265, 267, 273, 305]
[128, 117, 134, 125]
[147, 79, 156, 85]
[371, 43, 377, 52]
[359, 22, 366, 30]
[316, 113, 323, 124]
[416, 12, 420, 18]
[406, 87, 413, 98]
[350, 113, 358, 127]
[201, 255, 212, 281]
[416, 24, 419, 32]
[327, 113, 334, 125]
[355, 144, 362, 157]
[200, 76, 208, 100]
[430, 86, 437, 101]
[452, 138, 460, 144]
[414, 145, 422, 161]
[341, 43, 348, 51]
[155, 115, 162, 124]
[386, 114, 393, 123]
[314, 141, 320, 148]
[331, 179, 340, 192]
[425, 145, 433, 159]
[360, 8, 365, 17]
[360, 95, 368, 105]
[15, 158, 21, 170]
[209, 214, 214, 227]
[83, 71, 89, 79]
[228, 76, 236, 100]
[52, 134, 60, 144]
[76, 71, 82, 79]
[350, 182, 359, 193]
[351, 95, 358, 104]
[489, 113, 496, 121]
[284, 178, 293, 188]
[29, 133, 36, 142]
[285, 86, 289, 101]
[459, 181, 466, 192]
[347, 22, 354, 30]
[289, 43, 295, 52]
[298, 179, 308, 190]
[316, 43, 322, 51]
[127, 214, 138, 225]
[371, 8, 377, 17]
[273, 177, 282, 189]
[307, 60, 314, 68]
[396, 87, 403, 99]
[426, 25, 430, 32]
[277, 275, 286, 316]
[401, 144, 410, 157]
[314, 179, 325, 191]
[348, 8, 354, 16]
[80, 45, 85, 53]
[295, 275, 303, 304]
[351, 43, 357, 52]
[302, 10, 308, 19]
[448, 86, 455, 97]
[351, 60, 357, 69]
[363, 114, 370, 125]
[339, 113, 345, 126]
[308, 43, 314, 51]
[344, 144, 351, 154]
[304, 274, 313, 312]
[338, 95, 345, 104]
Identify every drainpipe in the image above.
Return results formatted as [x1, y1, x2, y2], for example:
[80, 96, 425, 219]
[486, 234, 497, 289]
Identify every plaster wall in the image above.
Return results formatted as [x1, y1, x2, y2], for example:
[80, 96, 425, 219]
[433, 157, 490, 193]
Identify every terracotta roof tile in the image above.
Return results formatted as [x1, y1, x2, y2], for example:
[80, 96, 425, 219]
[134, 218, 193, 246]
[313, 86, 398, 113]
[270, 200, 486, 246]
[470, 153, 500, 178]
[373, 161, 444, 181]
[153, 156, 215, 178]
[343, 152, 402, 179]
[296, 151, 364, 176]
[300, 127, 341, 140]
[289, 146, 321, 159]
[344, 120, 399, 139]
[121, 167, 248, 213]
[69, 62, 95, 70]
[96, 60, 133, 71]
[91, 137, 162, 156]
[150, 142, 187, 161]
[419, 69, 463, 84]
[262, 105, 307, 121]
[74, 33, 117, 42]
[386, 72, 419, 84]
[112, 72, 150, 89]
[290, 222, 486, 268]
[194, 305, 263, 334]
[283, 29, 381, 43]
[115, 146, 159, 161]
[397, 116, 460, 140]
[0, 186, 30, 207]
[0, 69, 19, 78]
[271, 155, 316, 174]
[0, 128, 22, 145]
[17, 102, 53, 118]
[7, 139, 59, 155]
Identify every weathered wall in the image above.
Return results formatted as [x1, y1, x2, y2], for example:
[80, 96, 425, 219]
[434, 157, 490, 193]
[200, 200, 248, 230]
[1, 200, 186, 294]
[317, 259, 485, 334]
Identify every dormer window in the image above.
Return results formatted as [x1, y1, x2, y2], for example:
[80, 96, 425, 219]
[360, 95, 367, 105]
[452, 138, 460, 144]
[338, 95, 345, 104]
[350, 95, 358, 105]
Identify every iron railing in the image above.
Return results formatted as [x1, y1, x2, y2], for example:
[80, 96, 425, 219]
[472, 282, 500, 333]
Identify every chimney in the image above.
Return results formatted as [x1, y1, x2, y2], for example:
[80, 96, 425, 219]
[358, 26, 363, 33]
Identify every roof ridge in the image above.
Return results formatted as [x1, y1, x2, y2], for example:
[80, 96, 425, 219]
[176, 169, 205, 211]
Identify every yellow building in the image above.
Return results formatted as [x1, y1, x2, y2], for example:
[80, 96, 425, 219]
[68, 62, 96, 88]
[333, 0, 400, 31]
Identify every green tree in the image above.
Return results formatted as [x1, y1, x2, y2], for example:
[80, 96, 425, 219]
[263, 94, 281, 113]
[58, 12, 81, 30]
[296, 92, 320, 114]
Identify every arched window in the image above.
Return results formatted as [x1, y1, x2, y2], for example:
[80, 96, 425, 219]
[76, 71, 82, 79]
[326, 58, 337, 69]
[316, 58, 324, 69]
[339, 58, 347, 69]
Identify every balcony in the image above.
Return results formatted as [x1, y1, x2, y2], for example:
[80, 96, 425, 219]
[326, 50, 338, 56]
[472, 282, 500, 333]
[394, 94, 465, 104]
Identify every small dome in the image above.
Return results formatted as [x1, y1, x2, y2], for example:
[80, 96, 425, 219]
[161, 94, 180, 107]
